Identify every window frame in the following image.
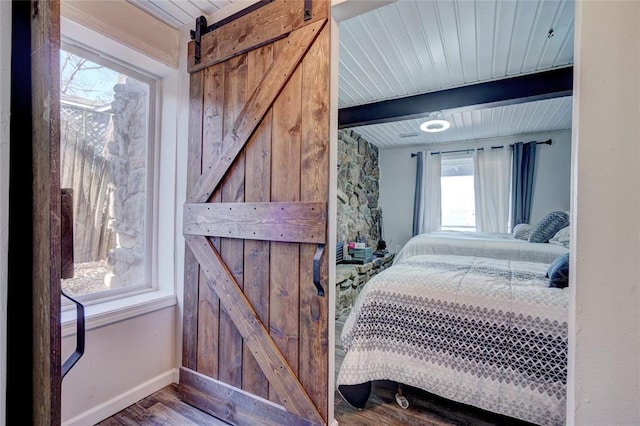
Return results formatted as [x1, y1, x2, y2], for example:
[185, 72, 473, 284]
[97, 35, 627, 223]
[59, 43, 156, 303]
[60, 16, 178, 335]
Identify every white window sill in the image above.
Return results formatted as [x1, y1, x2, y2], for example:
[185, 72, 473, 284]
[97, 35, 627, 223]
[61, 290, 177, 337]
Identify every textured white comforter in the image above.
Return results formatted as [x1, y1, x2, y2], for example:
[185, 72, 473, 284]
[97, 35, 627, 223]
[394, 231, 569, 265]
[338, 254, 568, 425]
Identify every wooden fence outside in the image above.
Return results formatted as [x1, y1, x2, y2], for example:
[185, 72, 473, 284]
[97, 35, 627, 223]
[60, 104, 115, 263]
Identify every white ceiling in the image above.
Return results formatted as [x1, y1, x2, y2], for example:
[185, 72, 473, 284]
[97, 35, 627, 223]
[127, 0, 575, 149]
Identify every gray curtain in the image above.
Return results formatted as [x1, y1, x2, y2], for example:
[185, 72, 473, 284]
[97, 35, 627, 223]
[412, 152, 424, 236]
[511, 141, 537, 227]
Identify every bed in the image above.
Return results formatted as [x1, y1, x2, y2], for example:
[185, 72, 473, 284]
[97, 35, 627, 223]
[337, 253, 568, 426]
[394, 230, 569, 265]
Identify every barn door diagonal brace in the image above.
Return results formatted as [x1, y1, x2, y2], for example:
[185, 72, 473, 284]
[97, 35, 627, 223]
[313, 244, 325, 297]
[189, 0, 275, 64]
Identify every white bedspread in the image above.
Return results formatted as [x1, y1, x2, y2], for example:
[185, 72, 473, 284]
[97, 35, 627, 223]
[338, 254, 568, 425]
[395, 231, 568, 265]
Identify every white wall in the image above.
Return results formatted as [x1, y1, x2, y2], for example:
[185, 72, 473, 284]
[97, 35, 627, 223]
[529, 131, 572, 225]
[568, 1, 640, 424]
[378, 129, 571, 251]
[61, 308, 176, 424]
[0, 2, 10, 425]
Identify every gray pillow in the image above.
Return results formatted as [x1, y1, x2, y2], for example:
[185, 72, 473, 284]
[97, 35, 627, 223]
[529, 211, 570, 243]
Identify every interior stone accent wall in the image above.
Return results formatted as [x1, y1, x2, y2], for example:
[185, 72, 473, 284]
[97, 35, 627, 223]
[337, 129, 381, 249]
[335, 253, 394, 319]
[336, 129, 386, 318]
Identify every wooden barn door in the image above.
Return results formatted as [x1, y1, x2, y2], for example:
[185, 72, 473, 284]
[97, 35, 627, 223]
[8, 1, 62, 424]
[179, 1, 331, 425]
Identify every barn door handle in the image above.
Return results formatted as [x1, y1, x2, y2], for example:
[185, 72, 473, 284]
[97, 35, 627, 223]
[61, 290, 85, 379]
[313, 244, 325, 297]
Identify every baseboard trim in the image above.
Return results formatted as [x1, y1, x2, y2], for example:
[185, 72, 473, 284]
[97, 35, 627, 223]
[62, 369, 178, 426]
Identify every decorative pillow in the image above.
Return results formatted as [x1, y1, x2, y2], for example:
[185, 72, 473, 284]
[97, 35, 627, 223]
[546, 253, 570, 288]
[513, 223, 533, 240]
[548, 225, 570, 248]
[529, 211, 570, 243]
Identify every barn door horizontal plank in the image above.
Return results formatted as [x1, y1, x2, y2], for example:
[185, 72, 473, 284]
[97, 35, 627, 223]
[190, 19, 326, 203]
[185, 235, 324, 424]
[179, 368, 320, 426]
[187, 0, 328, 73]
[183, 202, 326, 243]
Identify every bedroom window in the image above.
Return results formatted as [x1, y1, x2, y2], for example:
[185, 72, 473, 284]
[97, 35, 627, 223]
[59, 46, 155, 301]
[441, 155, 476, 231]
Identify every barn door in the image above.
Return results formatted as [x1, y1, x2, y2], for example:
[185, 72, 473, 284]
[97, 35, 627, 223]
[179, 1, 330, 425]
[8, 1, 62, 424]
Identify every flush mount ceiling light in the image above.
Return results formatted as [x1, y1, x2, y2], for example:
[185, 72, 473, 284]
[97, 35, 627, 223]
[420, 111, 451, 133]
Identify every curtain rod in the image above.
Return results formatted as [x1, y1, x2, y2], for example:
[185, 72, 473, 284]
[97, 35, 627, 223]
[410, 139, 552, 157]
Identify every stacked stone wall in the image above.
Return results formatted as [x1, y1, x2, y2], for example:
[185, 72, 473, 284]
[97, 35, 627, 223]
[336, 129, 387, 318]
[337, 129, 380, 249]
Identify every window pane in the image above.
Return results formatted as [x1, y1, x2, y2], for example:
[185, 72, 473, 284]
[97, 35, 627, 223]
[441, 156, 476, 231]
[60, 49, 150, 297]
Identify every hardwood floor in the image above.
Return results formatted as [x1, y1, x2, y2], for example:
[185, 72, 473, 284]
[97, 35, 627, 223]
[98, 313, 535, 425]
[95, 384, 229, 426]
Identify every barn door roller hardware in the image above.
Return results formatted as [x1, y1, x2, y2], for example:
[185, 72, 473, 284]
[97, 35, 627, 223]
[189, 0, 277, 64]
[189, 16, 208, 65]
[304, 0, 312, 21]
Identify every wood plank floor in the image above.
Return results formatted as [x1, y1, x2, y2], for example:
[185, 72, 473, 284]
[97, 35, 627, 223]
[98, 313, 535, 425]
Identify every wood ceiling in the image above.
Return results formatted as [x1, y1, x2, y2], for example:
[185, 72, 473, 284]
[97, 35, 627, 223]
[127, 0, 575, 148]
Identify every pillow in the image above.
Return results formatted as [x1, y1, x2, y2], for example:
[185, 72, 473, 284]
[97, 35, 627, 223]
[529, 211, 570, 243]
[546, 253, 570, 288]
[513, 223, 533, 240]
[548, 225, 570, 248]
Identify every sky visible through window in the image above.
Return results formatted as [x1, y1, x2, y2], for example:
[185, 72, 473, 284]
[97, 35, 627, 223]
[441, 175, 476, 231]
[60, 50, 121, 104]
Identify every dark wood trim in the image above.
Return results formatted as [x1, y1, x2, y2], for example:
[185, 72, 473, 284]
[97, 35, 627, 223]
[179, 368, 320, 426]
[183, 202, 327, 243]
[184, 235, 324, 424]
[338, 66, 574, 128]
[190, 19, 326, 203]
[13, 0, 62, 424]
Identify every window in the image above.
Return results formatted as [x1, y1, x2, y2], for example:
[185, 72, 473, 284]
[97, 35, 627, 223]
[60, 46, 155, 302]
[59, 15, 180, 333]
[440, 155, 476, 231]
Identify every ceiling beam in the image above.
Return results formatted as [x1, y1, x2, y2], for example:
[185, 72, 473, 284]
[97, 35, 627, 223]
[338, 66, 573, 129]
